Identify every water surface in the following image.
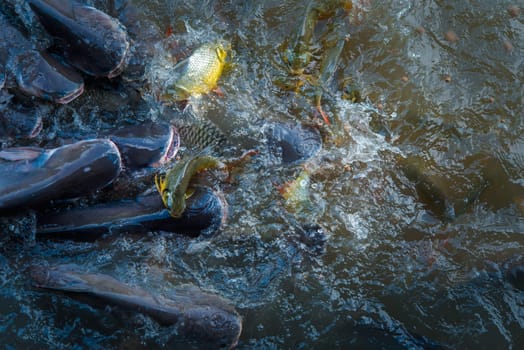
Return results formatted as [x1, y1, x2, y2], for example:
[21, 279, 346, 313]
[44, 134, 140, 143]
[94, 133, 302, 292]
[0, 0, 523, 349]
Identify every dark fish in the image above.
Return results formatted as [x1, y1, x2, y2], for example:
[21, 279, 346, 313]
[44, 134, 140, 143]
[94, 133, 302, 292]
[0, 139, 122, 212]
[107, 122, 180, 170]
[296, 223, 327, 255]
[36, 185, 227, 240]
[29, 264, 242, 349]
[0, 103, 43, 140]
[506, 264, 524, 291]
[15, 50, 85, 103]
[0, 13, 84, 103]
[399, 155, 489, 221]
[28, 0, 130, 78]
[264, 121, 322, 164]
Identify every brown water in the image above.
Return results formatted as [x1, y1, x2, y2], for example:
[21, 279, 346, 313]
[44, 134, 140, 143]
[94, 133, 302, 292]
[0, 0, 523, 349]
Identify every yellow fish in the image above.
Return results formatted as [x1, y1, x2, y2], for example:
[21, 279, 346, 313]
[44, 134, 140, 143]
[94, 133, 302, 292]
[278, 168, 312, 213]
[162, 42, 229, 102]
[155, 155, 223, 218]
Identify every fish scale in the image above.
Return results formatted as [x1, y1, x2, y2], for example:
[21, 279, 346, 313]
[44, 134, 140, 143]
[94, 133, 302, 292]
[184, 48, 223, 87]
[164, 42, 228, 101]
[176, 120, 228, 153]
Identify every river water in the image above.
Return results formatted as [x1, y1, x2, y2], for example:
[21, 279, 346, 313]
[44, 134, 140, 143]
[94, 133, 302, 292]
[0, 0, 523, 349]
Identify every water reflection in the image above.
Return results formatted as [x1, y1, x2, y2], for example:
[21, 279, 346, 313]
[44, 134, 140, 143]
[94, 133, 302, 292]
[1, 0, 523, 349]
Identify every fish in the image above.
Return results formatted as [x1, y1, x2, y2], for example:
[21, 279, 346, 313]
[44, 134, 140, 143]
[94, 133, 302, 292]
[175, 118, 228, 154]
[0, 139, 122, 212]
[28, 0, 130, 78]
[155, 155, 224, 218]
[29, 264, 242, 348]
[0, 13, 84, 103]
[276, 0, 356, 125]
[161, 42, 229, 102]
[106, 122, 180, 169]
[154, 149, 257, 219]
[278, 167, 313, 214]
[37, 185, 227, 240]
[314, 37, 345, 125]
[0, 103, 43, 141]
[264, 121, 322, 165]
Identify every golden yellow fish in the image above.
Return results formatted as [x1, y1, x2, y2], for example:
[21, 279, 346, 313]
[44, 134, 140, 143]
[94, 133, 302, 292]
[162, 42, 229, 102]
[155, 150, 257, 218]
[155, 155, 223, 218]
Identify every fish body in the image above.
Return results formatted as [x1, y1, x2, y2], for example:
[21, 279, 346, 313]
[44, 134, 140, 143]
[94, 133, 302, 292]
[176, 119, 228, 153]
[155, 155, 223, 218]
[279, 169, 312, 213]
[0, 139, 122, 211]
[163, 42, 228, 101]
[29, 264, 242, 348]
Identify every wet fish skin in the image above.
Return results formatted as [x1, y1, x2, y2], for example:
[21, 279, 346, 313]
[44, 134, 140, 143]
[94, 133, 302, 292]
[107, 122, 180, 169]
[0, 139, 122, 212]
[28, 0, 130, 78]
[29, 264, 242, 349]
[36, 185, 227, 240]
[0, 13, 84, 103]
[156, 155, 224, 218]
[279, 168, 312, 212]
[162, 42, 228, 102]
[265, 122, 322, 164]
[0, 102, 43, 141]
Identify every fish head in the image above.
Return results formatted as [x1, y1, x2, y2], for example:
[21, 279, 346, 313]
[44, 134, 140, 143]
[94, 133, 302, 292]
[157, 181, 183, 218]
[167, 196, 185, 218]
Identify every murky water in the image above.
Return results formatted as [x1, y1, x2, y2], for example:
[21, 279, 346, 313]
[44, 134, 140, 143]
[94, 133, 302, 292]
[1, 0, 523, 349]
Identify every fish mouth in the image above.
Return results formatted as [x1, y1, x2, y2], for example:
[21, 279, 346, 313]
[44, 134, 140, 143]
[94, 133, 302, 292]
[28, 116, 44, 139]
[107, 39, 131, 79]
[55, 83, 85, 104]
[161, 125, 181, 164]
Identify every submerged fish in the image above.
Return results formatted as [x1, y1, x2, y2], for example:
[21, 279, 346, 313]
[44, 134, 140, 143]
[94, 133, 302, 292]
[162, 42, 229, 102]
[155, 155, 224, 218]
[176, 119, 228, 154]
[29, 264, 242, 348]
[278, 168, 312, 213]
[277, 166, 326, 233]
